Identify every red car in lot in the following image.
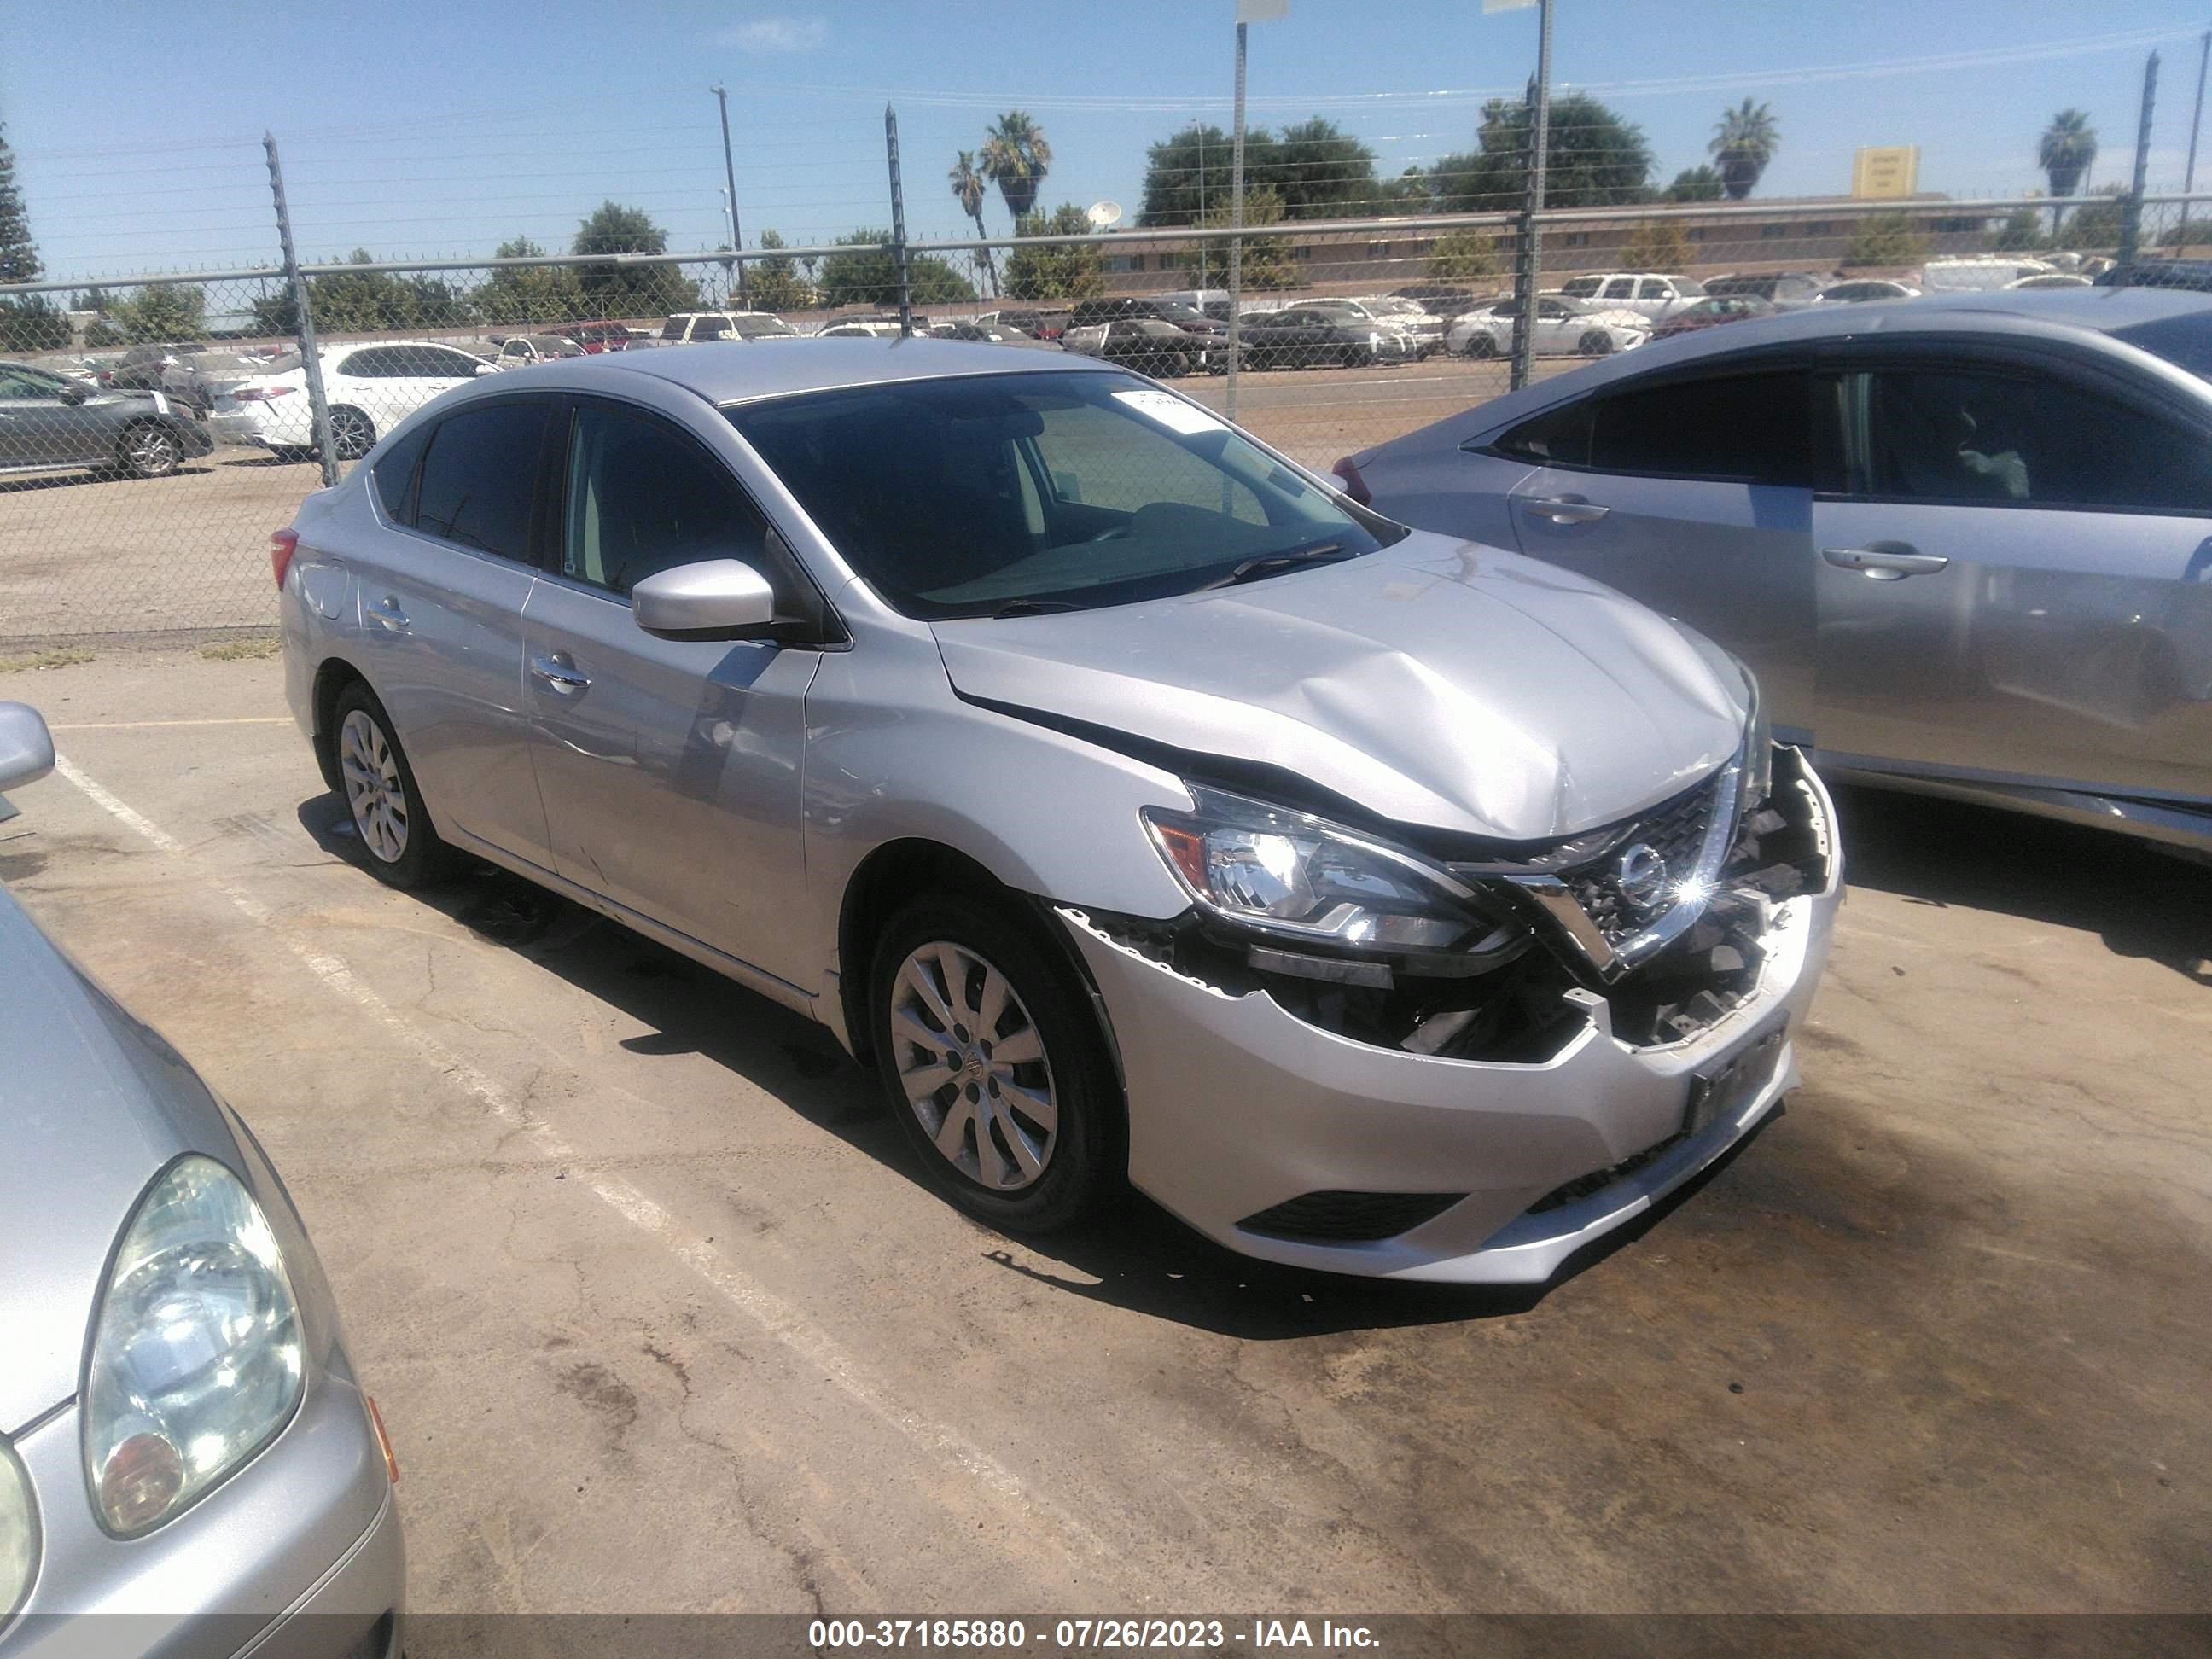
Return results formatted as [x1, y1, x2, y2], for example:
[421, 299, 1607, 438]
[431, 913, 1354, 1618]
[1649, 294, 1778, 341]
[544, 322, 635, 353]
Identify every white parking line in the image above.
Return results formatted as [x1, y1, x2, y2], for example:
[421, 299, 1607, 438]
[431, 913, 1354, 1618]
[49, 750, 1107, 1561]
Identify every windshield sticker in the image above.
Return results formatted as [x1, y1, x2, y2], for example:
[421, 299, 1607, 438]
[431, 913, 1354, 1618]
[1112, 388, 1227, 436]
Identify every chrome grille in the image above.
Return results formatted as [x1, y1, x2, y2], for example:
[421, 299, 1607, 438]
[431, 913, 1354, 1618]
[1561, 773, 1726, 946]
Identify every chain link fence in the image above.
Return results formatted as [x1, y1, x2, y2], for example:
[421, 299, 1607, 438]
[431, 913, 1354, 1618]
[5, 137, 2209, 648]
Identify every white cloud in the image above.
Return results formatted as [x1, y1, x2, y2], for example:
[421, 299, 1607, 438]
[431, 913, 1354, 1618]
[715, 16, 827, 52]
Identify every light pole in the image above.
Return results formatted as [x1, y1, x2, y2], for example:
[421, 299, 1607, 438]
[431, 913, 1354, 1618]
[1225, 0, 1287, 422]
[2186, 28, 2210, 210]
[711, 84, 748, 310]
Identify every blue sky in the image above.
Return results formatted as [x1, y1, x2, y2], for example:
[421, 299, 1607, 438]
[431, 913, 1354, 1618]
[3, 0, 2209, 285]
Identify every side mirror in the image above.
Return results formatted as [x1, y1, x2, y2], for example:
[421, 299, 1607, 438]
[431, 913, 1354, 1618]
[57, 383, 88, 406]
[474, 362, 498, 375]
[632, 559, 778, 641]
[0, 702, 56, 793]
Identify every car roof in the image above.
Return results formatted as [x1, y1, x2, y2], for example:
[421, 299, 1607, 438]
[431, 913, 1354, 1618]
[1353, 286, 2212, 461]
[529, 336, 1121, 403]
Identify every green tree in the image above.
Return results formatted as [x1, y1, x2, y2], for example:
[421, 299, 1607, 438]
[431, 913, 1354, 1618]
[108, 282, 207, 343]
[0, 294, 69, 351]
[1373, 166, 1435, 215]
[1004, 203, 1108, 302]
[1710, 98, 1780, 200]
[745, 229, 818, 313]
[1427, 230, 1499, 282]
[475, 236, 590, 325]
[981, 111, 1052, 222]
[947, 150, 998, 298]
[1664, 165, 1725, 203]
[1254, 117, 1377, 218]
[2056, 183, 2127, 251]
[2040, 109, 2098, 227]
[1179, 187, 1297, 291]
[0, 121, 41, 284]
[1431, 93, 1653, 212]
[1622, 217, 1691, 271]
[1994, 207, 2046, 251]
[71, 285, 112, 314]
[816, 230, 977, 310]
[1138, 123, 1241, 225]
[1842, 212, 1928, 268]
[82, 317, 126, 347]
[571, 201, 696, 319]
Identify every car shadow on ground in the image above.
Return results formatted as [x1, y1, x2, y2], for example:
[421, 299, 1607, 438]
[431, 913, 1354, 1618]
[295, 791, 1719, 1337]
[0, 464, 216, 494]
[1827, 783, 2212, 986]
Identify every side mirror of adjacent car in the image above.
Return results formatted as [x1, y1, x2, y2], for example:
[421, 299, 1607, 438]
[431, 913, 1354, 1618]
[474, 362, 498, 376]
[632, 559, 779, 641]
[57, 383, 88, 406]
[0, 702, 56, 793]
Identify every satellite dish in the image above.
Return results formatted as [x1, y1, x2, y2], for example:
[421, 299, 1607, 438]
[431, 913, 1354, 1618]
[1086, 200, 1123, 230]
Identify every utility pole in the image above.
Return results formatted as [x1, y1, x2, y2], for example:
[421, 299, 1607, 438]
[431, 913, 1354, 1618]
[2186, 29, 2209, 212]
[1197, 127, 1208, 297]
[1511, 0, 1552, 393]
[711, 84, 748, 309]
[2119, 49, 2160, 275]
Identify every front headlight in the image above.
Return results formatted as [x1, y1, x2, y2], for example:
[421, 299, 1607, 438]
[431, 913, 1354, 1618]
[1143, 786, 1492, 952]
[82, 1156, 304, 1537]
[0, 1439, 35, 1621]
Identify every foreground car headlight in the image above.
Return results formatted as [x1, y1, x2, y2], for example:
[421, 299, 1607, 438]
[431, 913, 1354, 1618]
[1144, 786, 1492, 952]
[0, 1439, 35, 1620]
[83, 1156, 304, 1537]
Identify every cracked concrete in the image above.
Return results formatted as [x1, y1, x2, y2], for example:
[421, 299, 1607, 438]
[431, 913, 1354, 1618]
[1, 649, 2206, 1615]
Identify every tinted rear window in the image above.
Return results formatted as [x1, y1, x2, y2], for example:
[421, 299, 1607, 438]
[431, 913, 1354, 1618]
[411, 400, 549, 560]
[1588, 373, 1810, 484]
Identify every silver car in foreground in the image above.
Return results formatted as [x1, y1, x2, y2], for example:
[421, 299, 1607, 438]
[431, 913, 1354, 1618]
[0, 705, 404, 1656]
[1343, 288, 2212, 856]
[276, 339, 1842, 1283]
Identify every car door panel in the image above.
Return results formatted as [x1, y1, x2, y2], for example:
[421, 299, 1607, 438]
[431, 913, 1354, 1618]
[522, 579, 819, 989]
[356, 535, 553, 864]
[0, 375, 114, 466]
[1813, 358, 2212, 803]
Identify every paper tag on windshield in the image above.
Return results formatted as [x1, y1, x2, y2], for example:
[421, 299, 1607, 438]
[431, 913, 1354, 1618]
[1112, 388, 1227, 436]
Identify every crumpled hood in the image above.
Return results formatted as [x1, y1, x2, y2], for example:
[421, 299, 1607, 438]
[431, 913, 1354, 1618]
[930, 531, 1749, 841]
[0, 886, 236, 1434]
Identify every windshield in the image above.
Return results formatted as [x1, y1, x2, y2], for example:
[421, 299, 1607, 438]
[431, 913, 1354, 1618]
[733, 317, 797, 338]
[1153, 304, 1208, 325]
[1560, 277, 1603, 299]
[727, 370, 1406, 620]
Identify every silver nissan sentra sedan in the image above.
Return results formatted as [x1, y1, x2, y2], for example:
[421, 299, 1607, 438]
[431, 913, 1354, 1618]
[0, 705, 404, 1657]
[276, 338, 1843, 1282]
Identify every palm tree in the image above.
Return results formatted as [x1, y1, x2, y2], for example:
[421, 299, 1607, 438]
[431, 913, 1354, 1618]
[1709, 98, 1780, 200]
[981, 111, 1052, 224]
[2040, 109, 2098, 230]
[948, 149, 997, 298]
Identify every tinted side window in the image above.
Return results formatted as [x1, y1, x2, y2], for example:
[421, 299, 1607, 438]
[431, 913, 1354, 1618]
[1601, 279, 1636, 300]
[691, 317, 731, 341]
[562, 403, 770, 597]
[1864, 368, 2212, 511]
[1585, 373, 1811, 485]
[1494, 399, 1594, 466]
[370, 422, 433, 521]
[413, 400, 550, 559]
[337, 347, 393, 378]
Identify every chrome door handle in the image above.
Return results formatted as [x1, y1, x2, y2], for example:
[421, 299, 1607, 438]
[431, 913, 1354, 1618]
[1822, 546, 1949, 580]
[368, 597, 410, 632]
[529, 655, 591, 696]
[1523, 496, 1610, 524]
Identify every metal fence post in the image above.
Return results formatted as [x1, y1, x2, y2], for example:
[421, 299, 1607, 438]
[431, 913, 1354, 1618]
[2119, 50, 2160, 275]
[885, 104, 913, 338]
[1225, 19, 1248, 422]
[262, 132, 337, 486]
[1511, 0, 1552, 393]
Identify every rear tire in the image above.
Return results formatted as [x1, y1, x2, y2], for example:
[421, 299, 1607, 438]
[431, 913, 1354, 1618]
[870, 894, 1124, 1235]
[1464, 333, 1499, 359]
[118, 422, 183, 479]
[1579, 329, 1615, 358]
[327, 406, 377, 463]
[329, 682, 454, 888]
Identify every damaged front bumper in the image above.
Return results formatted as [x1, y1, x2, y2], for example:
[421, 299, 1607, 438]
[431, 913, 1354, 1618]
[1056, 751, 1844, 1284]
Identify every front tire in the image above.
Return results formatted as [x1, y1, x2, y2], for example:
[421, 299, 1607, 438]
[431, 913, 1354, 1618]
[1464, 332, 1499, 359]
[870, 895, 1123, 1234]
[331, 683, 452, 888]
[1579, 329, 1615, 358]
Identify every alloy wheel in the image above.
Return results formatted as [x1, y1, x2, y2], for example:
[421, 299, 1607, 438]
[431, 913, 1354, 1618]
[339, 709, 409, 864]
[123, 427, 180, 478]
[889, 941, 1057, 1191]
[329, 410, 376, 462]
